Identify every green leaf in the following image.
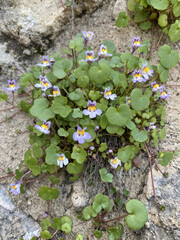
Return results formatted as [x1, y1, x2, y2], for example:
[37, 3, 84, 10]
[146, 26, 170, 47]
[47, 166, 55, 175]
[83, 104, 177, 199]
[94, 230, 102, 238]
[89, 90, 102, 101]
[32, 143, 43, 158]
[51, 96, 72, 118]
[102, 40, 116, 54]
[88, 63, 111, 85]
[168, 20, 180, 42]
[117, 145, 138, 163]
[173, 3, 180, 17]
[109, 56, 124, 68]
[157, 64, 169, 82]
[20, 72, 34, 87]
[18, 100, 32, 113]
[15, 169, 23, 180]
[26, 157, 41, 176]
[127, 0, 137, 11]
[61, 223, 71, 234]
[49, 175, 60, 184]
[77, 75, 89, 88]
[66, 161, 84, 175]
[52, 217, 61, 230]
[53, 59, 72, 79]
[99, 143, 108, 152]
[69, 88, 83, 101]
[126, 199, 148, 230]
[41, 218, 51, 231]
[152, 128, 158, 148]
[126, 120, 136, 130]
[93, 194, 110, 214]
[132, 128, 148, 142]
[139, 21, 152, 30]
[47, 72, 57, 84]
[0, 91, 8, 102]
[158, 44, 179, 69]
[69, 36, 84, 52]
[150, 0, 169, 10]
[130, 88, 150, 111]
[58, 128, 69, 137]
[99, 168, 113, 183]
[30, 98, 55, 121]
[38, 186, 59, 201]
[120, 53, 139, 70]
[45, 144, 59, 165]
[134, 10, 149, 22]
[76, 234, 84, 240]
[159, 151, 173, 166]
[159, 127, 166, 140]
[82, 206, 97, 220]
[71, 145, 87, 164]
[105, 104, 131, 127]
[108, 227, 121, 240]
[116, 12, 130, 27]
[61, 216, 73, 227]
[31, 66, 42, 79]
[40, 230, 51, 239]
[96, 98, 108, 112]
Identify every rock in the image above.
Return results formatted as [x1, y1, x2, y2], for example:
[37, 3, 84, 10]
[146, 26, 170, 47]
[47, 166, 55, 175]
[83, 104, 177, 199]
[0, 43, 14, 68]
[71, 180, 89, 208]
[113, 0, 127, 19]
[0, 185, 16, 211]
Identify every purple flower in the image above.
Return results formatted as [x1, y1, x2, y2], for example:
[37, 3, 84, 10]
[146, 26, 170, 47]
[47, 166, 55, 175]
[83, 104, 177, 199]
[108, 149, 113, 153]
[82, 31, 94, 41]
[148, 122, 156, 130]
[49, 86, 61, 97]
[95, 125, 100, 133]
[132, 36, 144, 49]
[151, 81, 164, 92]
[37, 56, 51, 67]
[132, 69, 146, 83]
[83, 100, 102, 118]
[90, 146, 95, 151]
[35, 119, 51, 134]
[126, 97, 131, 105]
[81, 50, 97, 63]
[5, 79, 20, 92]
[56, 154, 69, 168]
[73, 126, 91, 144]
[35, 75, 52, 91]
[141, 63, 153, 79]
[10, 179, 22, 195]
[98, 45, 112, 57]
[104, 87, 117, 100]
[50, 58, 55, 65]
[159, 90, 170, 99]
[110, 157, 121, 169]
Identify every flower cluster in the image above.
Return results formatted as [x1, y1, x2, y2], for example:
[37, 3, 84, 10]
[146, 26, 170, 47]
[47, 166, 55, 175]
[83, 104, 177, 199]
[35, 75, 52, 91]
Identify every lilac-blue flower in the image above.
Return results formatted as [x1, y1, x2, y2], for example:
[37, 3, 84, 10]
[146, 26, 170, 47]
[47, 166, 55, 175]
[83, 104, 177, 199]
[159, 90, 170, 99]
[98, 45, 112, 57]
[104, 87, 117, 100]
[82, 31, 94, 41]
[5, 79, 20, 92]
[56, 153, 69, 168]
[132, 69, 146, 83]
[35, 75, 52, 91]
[141, 63, 153, 79]
[73, 126, 91, 144]
[126, 97, 131, 105]
[10, 179, 22, 195]
[81, 50, 97, 63]
[151, 81, 164, 92]
[83, 100, 102, 119]
[35, 119, 51, 134]
[37, 56, 51, 67]
[49, 86, 61, 97]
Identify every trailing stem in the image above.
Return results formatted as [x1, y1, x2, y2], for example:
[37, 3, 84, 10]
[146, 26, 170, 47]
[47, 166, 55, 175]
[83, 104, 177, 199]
[144, 142, 156, 202]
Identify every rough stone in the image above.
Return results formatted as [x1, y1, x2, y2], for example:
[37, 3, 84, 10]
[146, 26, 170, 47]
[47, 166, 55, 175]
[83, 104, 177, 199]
[113, 0, 127, 19]
[71, 180, 89, 208]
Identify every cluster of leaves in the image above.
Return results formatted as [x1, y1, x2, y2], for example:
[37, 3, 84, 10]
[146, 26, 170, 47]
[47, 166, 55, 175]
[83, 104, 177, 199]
[82, 194, 148, 239]
[3, 32, 179, 239]
[116, 0, 180, 42]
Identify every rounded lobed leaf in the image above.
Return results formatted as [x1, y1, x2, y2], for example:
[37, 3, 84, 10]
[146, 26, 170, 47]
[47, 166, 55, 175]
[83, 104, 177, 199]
[158, 44, 179, 69]
[132, 128, 148, 142]
[150, 0, 169, 10]
[82, 206, 97, 220]
[99, 168, 113, 183]
[126, 199, 148, 230]
[92, 194, 110, 213]
[116, 12, 130, 28]
[130, 88, 150, 111]
[38, 186, 59, 201]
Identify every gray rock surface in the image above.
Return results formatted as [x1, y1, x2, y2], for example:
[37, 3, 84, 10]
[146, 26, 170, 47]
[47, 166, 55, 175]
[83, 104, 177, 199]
[113, 0, 127, 19]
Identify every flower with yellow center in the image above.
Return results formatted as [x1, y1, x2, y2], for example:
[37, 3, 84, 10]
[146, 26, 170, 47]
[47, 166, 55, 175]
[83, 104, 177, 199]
[110, 157, 121, 169]
[35, 119, 51, 134]
[83, 100, 102, 118]
[82, 31, 94, 40]
[35, 75, 52, 91]
[151, 81, 164, 92]
[10, 180, 22, 195]
[73, 126, 91, 144]
[141, 63, 153, 79]
[57, 154, 69, 168]
[49, 86, 61, 97]
[37, 56, 51, 67]
[5, 79, 20, 92]
[104, 87, 117, 100]
[132, 69, 146, 83]
[98, 44, 112, 57]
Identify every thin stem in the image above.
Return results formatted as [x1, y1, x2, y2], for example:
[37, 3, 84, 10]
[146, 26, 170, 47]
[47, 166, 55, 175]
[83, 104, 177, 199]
[103, 213, 129, 223]
[12, 91, 15, 106]
[0, 109, 21, 125]
[0, 172, 15, 181]
[25, 173, 49, 183]
[21, 170, 31, 180]
[0, 106, 18, 112]
[144, 142, 156, 202]
[65, 75, 74, 90]
[62, 86, 69, 95]
[54, 116, 60, 128]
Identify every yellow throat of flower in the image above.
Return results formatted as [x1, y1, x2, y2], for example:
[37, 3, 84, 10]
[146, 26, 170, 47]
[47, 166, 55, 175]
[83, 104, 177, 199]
[134, 41, 140, 45]
[41, 124, 48, 129]
[143, 67, 150, 73]
[78, 130, 85, 136]
[135, 73, 141, 78]
[53, 90, 59, 95]
[112, 158, 118, 165]
[87, 33, 91, 37]
[88, 106, 96, 112]
[87, 55, 93, 60]
[59, 156, 64, 161]
[161, 91, 166, 95]
[43, 83, 49, 87]
[43, 61, 49, 64]
[102, 48, 107, 53]
[105, 91, 112, 96]
[12, 185, 17, 189]
[9, 84, 15, 88]
[153, 84, 159, 89]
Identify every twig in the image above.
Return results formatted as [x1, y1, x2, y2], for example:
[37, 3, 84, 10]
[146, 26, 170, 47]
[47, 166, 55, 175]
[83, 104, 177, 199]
[25, 173, 49, 183]
[144, 142, 156, 202]
[0, 106, 18, 112]
[0, 109, 21, 125]
[103, 213, 129, 223]
[0, 172, 15, 181]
